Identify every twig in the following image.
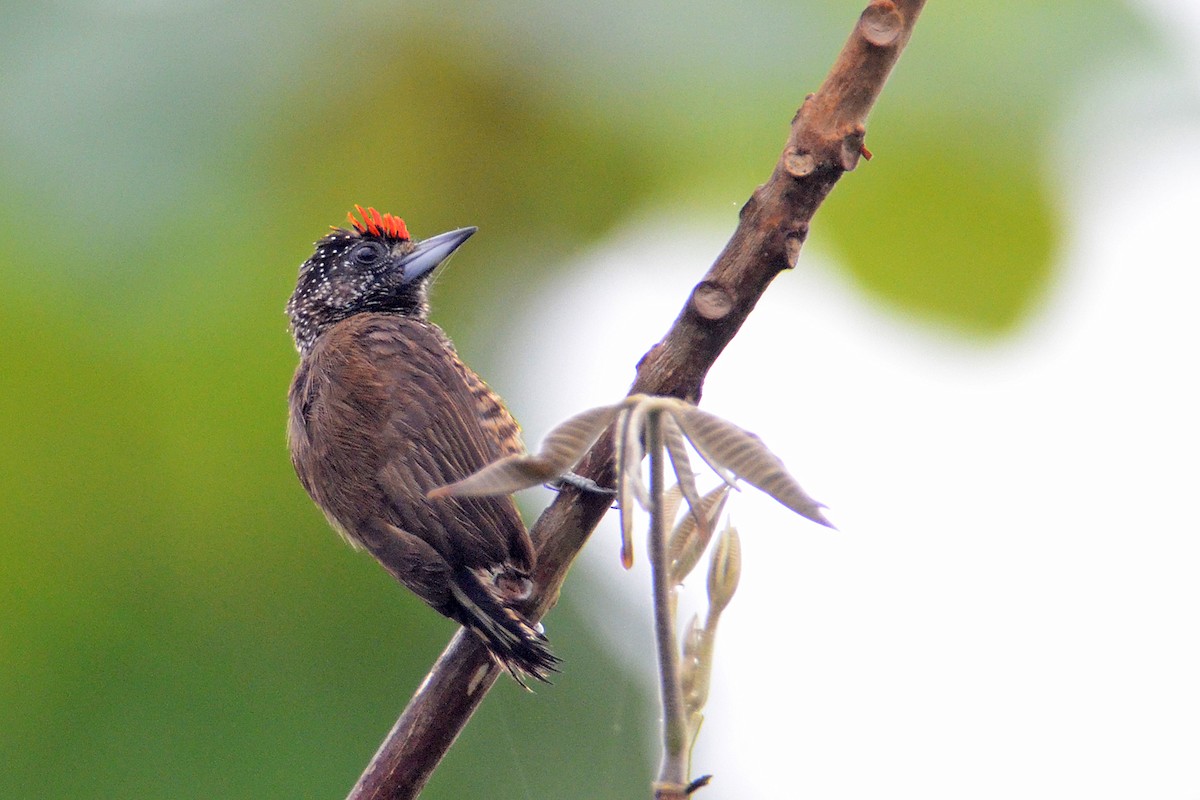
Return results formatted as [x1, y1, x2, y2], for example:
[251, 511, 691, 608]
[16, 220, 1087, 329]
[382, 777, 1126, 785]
[647, 411, 689, 798]
[345, 2, 925, 797]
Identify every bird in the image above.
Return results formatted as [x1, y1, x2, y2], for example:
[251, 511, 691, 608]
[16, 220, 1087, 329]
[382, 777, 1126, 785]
[285, 205, 558, 685]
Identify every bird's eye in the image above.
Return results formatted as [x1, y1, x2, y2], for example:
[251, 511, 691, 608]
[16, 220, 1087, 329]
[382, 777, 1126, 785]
[353, 244, 382, 265]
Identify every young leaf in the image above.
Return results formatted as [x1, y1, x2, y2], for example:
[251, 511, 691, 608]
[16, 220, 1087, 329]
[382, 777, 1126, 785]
[706, 525, 742, 615]
[662, 414, 709, 541]
[534, 402, 623, 473]
[621, 401, 651, 511]
[679, 612, 703, 704]
[668, 484, 731, 584]
[428, 402, 621, 499]
[427, 454, 560, 498]
[661, 483, 685, 534]
[662, 402, 737, 490]
[672, 405, 832, 527]
[615, 405, 641, 569]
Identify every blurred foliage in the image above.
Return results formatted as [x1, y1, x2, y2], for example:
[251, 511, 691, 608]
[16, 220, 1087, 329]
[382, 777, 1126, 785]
[0, 0, 1163, 797]
[821, 113, 1058, 331]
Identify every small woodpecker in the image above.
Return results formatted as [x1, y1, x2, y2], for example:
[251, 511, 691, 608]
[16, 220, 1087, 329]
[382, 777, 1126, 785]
[286, 206, 558, 684]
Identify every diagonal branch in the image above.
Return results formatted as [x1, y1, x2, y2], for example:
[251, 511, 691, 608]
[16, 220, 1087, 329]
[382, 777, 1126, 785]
[345, 2, 925, 798]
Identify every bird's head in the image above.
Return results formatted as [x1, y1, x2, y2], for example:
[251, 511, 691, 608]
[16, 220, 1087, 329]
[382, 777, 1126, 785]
[286, 205, 476, 353]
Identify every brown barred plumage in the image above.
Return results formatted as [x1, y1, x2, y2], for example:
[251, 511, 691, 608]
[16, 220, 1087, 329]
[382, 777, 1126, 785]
[286, 209, 557, 684]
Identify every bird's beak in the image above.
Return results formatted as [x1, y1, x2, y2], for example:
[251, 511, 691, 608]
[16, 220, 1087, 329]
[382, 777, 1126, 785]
[397, 226, 478, 284]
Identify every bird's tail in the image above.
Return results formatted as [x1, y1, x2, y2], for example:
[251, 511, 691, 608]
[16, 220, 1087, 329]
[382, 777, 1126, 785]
[449, 566, 560, 688]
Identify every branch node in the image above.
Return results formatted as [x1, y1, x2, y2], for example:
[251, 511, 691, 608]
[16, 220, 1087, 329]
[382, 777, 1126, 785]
[691, 281, 735, 321]
[738, 191, 761, 221]
[840, 125, 869, 171]
[860, 1, 904, 47]
[784, 227, 808, 268]
[791, 94, 816, 125]
[783, 150, 817, 178]
[637, 342, 664, 371]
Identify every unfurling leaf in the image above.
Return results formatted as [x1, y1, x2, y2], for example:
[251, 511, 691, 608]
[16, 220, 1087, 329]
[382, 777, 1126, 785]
[662, 415, 708, 539]
[534, 402, 623, 473]
[614, 410, 632, 568]
[429, 402, 620, 499]
[621, 401, 651, 511]
[706, 526, 742, 615]
[679, 613, 703, 702]
[668, 484, 732, 584]
[671, 405, 832, 528]
[427, 454, 561, 498]
[682, 609, 716, 717]
[661, 484, 685, 534]
[614, 402, 652, 566]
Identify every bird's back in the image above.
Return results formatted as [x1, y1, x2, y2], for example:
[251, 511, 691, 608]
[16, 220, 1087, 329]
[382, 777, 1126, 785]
[288, 313, 533, 574]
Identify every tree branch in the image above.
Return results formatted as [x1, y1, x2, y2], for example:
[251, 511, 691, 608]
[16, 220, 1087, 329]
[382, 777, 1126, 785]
[345, 2, 925, 798]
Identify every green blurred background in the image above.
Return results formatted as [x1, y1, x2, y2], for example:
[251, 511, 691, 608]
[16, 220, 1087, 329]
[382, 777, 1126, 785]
[0, 1, 1170, 797]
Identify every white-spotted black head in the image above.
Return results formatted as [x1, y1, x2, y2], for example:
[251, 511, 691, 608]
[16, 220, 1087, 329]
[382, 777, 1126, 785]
[286, 205, 476, 353]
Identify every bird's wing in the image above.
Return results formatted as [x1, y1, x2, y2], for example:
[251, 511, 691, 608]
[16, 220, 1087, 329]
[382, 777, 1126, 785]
[316, 314, 534, 572]
[449, 357, 526, 460]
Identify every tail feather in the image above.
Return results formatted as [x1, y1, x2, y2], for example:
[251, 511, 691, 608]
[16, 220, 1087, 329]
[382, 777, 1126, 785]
[449, 566, 560, 687]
